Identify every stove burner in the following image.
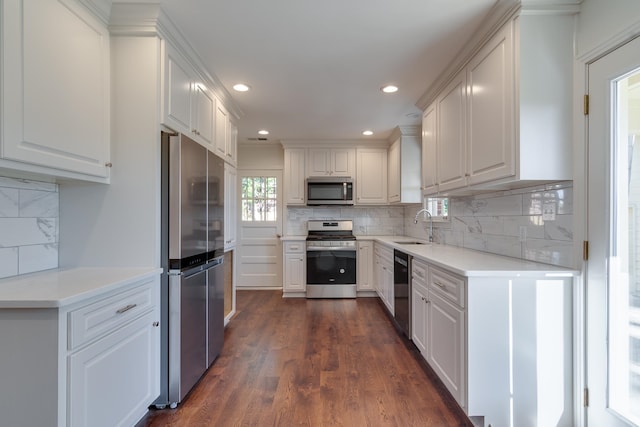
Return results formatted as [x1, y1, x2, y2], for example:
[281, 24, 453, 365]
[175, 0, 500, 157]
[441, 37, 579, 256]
[306, 220, 355, 241]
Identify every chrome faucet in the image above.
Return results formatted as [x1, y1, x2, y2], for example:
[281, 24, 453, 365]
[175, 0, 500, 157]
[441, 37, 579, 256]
[413, 208, 433, 242]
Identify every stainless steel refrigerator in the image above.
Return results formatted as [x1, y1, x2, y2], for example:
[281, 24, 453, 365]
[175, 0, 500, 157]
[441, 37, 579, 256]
[156, 132, 225, 408]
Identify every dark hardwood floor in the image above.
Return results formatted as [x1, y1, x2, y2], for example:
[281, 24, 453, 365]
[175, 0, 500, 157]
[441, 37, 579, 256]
[140, 290, 472, 427]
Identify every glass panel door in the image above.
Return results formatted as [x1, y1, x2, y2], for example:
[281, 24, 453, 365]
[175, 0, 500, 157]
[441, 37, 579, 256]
[608, 66, 640, 425]
[588, 36, 640, 427]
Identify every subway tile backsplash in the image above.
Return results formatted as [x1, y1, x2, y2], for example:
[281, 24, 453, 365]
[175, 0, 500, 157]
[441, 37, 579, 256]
[405, 182, 574, 268]
[0, 176, 59, 279]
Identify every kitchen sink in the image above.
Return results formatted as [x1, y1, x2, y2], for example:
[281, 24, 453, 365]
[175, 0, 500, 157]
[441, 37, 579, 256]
[394, 241, 429, 245]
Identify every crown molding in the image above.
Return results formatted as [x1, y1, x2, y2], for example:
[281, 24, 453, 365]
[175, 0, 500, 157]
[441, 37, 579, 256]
[109, 3, 244, 121]
[415, 0, 580, 111]
[280, 139, 389, 149]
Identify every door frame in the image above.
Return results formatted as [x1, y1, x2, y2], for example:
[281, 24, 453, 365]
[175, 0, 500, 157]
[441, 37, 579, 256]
[576, 31, 640, 427]
[236, 169, 283, 289]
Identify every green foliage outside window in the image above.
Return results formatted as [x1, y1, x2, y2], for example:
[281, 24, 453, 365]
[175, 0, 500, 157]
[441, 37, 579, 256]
[241, 176, 277, 221]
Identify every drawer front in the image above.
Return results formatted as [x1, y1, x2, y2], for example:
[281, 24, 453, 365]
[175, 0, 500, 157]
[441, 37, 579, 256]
[68, 280, 154, 350]
[411, 259, 428, 284]
[374, 244, 393, 264]
[284, 241, 305, 253]
[428, 266, 466, 308]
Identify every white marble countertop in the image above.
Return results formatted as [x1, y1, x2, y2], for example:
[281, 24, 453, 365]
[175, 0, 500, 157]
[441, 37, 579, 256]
[0, 267, 163, 308]
[367, 236, 578, 277]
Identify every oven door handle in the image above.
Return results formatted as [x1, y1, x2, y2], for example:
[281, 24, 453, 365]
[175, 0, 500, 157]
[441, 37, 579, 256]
[306, 246, 356, 252]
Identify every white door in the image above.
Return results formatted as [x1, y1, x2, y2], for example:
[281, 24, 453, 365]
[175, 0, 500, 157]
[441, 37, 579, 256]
[237, 170, 283, 288]
[587, 36, 640, 427]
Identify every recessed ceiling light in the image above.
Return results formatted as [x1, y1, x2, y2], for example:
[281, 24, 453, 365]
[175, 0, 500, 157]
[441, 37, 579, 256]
[233, 83, 250, 92]
[381, 85, 398, 93]
[258, 130, 269, 135]
[362, 130, 373, 136]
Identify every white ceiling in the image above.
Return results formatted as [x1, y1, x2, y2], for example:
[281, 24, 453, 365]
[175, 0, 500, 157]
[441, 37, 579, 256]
[118, 0, 498, 143]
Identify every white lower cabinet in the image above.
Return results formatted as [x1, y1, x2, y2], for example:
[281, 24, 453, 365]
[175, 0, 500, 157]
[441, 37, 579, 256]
[0, 274, 160, 427]
[411, 263, 428, 355]
[283, 240, 306, 296]
[69, 310, 157, 427]
[407, 253, 574, 426]
[374, 243, 394, 314]
[427, 289, 465, 406]
[411, 259, 465, 405]
[357, 240, 375, 292]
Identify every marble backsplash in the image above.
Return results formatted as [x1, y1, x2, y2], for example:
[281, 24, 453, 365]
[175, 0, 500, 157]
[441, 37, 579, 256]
[0, 176, 59, 279]
[404, 182, 574, 268]
[286, 206, 406, 236]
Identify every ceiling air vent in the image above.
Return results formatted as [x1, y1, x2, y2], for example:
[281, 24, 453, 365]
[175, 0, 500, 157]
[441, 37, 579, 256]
[247, 137, 269, 141]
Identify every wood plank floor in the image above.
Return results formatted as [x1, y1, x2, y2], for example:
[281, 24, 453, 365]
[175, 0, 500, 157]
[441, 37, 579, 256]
[140, 290, 472, 427]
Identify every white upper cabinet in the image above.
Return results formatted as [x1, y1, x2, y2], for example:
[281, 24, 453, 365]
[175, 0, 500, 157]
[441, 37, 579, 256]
[419, 11, 574, 194]
[192, 83, 215, 147]
[227, 121, 238, 167]
[214, 99, 229, 159]
[421, 103, 438, 195]
[356, 148, 387, 205]
[437, 69, 468, 193]
[466, 21, 513, 186]
[1, 0, 111, 181]
[283, 148, 306, 205]
[387, 126, 421, 204]
[306, 148, 355, 177]
[163, 42, 215, 150]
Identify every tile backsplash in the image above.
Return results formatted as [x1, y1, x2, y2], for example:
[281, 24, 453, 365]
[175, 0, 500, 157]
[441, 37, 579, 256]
[404, 182, 574, 268]
[286, 206, 405, 236]
[0, 176, 59, 279]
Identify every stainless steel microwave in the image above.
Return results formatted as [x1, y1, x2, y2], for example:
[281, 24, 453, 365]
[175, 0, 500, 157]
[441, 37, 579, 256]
[306, 177, 354, 205]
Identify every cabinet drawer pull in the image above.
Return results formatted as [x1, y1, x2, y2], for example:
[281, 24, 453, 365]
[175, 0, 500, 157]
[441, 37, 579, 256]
[434, 281, 446, 288]
[116, 303, 137, 314]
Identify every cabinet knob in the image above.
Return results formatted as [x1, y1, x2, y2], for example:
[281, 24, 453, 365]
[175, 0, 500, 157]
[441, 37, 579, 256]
[153, 321, 160, 327]
[105, 162, 113, 168]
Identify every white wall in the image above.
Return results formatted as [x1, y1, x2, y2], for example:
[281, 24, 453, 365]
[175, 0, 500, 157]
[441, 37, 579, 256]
[59, 36, 162, 268]
[576, 0, 640, 59]
[237, 144, 284, 170]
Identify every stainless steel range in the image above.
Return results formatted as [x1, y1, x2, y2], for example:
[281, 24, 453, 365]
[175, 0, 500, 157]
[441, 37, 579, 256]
[306, 220, 357, 298]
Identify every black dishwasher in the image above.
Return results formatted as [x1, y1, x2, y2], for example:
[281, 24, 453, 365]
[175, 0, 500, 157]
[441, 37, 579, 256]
[393, 249, 411, 337]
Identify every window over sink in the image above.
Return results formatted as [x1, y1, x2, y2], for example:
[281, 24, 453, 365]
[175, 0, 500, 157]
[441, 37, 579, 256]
[423, 197, 449, 222]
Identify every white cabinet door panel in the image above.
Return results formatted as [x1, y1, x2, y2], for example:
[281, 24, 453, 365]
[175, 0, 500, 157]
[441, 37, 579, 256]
[428, 290, 465, 407]
[437, 70, 467, 192]
[467, 22, 514, 185]
[69, 312, 157, 427]
[2, 0, 110, 178]
[356, 148, 387, 204]
[215, 100, 229, 158]
[421, 104, 438, 195]
[193, 84, 215, 147]
[165, 47, 192, 134]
